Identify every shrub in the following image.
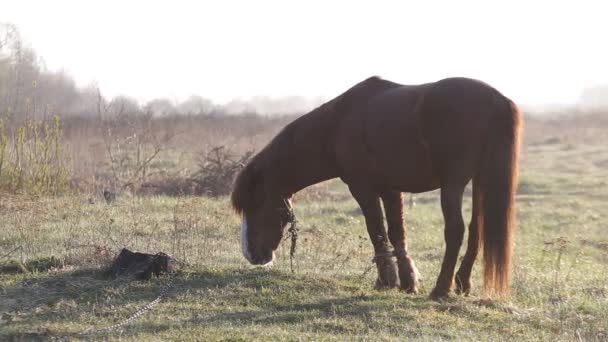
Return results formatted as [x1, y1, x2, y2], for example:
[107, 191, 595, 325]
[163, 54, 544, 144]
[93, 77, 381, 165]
[191, 146, 253, 197]
[135, 146, 253, 197]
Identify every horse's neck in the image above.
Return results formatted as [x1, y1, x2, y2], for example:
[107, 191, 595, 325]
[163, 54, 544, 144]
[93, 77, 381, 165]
[267, 77, 399, 197]
[270, 108, 340, 197]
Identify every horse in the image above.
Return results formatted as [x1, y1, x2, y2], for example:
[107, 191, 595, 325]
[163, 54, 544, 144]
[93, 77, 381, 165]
[231, 76, 521, 299]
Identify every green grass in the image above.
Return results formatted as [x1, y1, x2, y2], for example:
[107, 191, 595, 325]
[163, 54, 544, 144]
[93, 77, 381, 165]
[1, 139, 608, 341]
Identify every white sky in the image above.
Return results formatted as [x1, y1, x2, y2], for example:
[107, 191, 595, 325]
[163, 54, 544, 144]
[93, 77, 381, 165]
[1, 0, 607, 106]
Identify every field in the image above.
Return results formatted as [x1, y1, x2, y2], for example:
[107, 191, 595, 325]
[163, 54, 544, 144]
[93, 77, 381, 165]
[1, 113, 608, 341]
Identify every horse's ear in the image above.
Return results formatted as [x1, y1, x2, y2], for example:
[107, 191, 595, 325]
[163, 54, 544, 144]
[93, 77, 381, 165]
[231, 163, 263, 213]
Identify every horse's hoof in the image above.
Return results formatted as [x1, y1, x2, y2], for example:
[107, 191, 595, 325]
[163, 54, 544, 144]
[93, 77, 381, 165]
[374, 278, 399, 290]
[454, 275, 471, 296]
[397, 257, 420, 295]
[429, 288, 450, 301]
[400, 284, 419, 294]
[374, 254, 399, 290]
[399, 271, 419, 294]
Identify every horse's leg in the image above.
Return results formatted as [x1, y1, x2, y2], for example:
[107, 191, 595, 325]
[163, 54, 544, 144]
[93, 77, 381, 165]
[430, 184, 466, 300]
[349, 184, 399, 289]
[455, 180, 481, 295]
[381, 190, 420, 293]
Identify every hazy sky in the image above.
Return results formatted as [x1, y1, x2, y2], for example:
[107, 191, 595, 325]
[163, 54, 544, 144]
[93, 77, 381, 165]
[2, 0, 607, 106]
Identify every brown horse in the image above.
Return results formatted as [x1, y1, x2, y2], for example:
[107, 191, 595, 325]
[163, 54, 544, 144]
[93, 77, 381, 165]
[231, 76, 521, 299]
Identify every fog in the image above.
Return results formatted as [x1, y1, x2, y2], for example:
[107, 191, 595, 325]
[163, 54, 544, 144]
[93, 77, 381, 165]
[2, 1, 608, 115]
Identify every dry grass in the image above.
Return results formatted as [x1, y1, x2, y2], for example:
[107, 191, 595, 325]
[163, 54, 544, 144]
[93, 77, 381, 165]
[63, 113, 294, 196]
[1, 111, 608, 341]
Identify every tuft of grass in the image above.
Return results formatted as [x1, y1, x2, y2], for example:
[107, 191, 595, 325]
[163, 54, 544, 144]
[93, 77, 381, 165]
[0, 115, 70, 195]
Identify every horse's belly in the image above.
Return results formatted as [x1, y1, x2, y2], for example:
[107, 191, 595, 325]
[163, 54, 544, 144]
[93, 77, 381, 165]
[372, 142, 440, 193]
[362, 110, 439, 192]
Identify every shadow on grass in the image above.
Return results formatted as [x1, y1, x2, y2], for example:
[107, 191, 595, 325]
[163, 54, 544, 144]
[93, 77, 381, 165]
[1, 266, 527, 341]
[0, 266, 175, 341]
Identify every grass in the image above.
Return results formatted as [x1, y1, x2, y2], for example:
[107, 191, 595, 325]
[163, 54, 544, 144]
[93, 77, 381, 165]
[1, 122, 608, 341]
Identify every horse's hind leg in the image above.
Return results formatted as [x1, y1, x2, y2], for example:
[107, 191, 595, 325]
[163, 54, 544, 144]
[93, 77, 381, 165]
[430, 184, 466, 300]
[381, 190, 420, 294]
[348, 184, 399, 289]
[455, 180, 481, 295]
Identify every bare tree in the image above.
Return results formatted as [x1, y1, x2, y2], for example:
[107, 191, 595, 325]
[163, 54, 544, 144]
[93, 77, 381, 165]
[96, 89, 174, 192]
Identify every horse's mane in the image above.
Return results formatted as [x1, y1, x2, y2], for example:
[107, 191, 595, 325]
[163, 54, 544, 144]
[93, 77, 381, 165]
[231, 141, 272, 214]
[231, 160, 256, 214]
[231, 76, 398, 214]
[231, 115, 301, 214]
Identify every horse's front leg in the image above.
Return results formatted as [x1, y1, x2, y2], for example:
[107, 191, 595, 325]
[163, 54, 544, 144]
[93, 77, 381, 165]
[381, 191, 420, 294]
[430, 185, 466, 300]
[349, 184, 399, 289]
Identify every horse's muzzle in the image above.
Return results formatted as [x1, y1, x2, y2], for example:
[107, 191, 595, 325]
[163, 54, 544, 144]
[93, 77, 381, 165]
[248, 250, 274, 266]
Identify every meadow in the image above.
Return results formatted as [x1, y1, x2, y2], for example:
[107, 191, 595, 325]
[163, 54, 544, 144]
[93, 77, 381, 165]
[1, 112, 607, 341]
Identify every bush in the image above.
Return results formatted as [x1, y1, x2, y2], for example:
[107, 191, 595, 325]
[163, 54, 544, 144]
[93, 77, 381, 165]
[191, 146, 253, 197]
[135, 146, 253, 197]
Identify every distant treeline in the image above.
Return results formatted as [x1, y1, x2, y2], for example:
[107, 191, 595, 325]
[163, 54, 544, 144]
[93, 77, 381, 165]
[1, 23, 323, 124]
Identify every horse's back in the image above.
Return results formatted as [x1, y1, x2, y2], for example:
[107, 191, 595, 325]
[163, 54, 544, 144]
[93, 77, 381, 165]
[334, 77, 515, 192]
[334, 80, 436, 191]
[418, 78, 515, 183]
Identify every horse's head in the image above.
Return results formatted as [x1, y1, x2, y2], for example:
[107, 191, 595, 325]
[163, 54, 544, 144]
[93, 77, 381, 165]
[232, 162, 292, 265]
[239, 196, 293, 265]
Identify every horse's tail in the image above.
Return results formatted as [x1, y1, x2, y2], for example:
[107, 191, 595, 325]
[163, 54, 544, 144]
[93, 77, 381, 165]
[478, 96, 522, 296]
